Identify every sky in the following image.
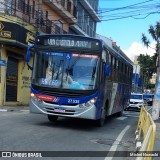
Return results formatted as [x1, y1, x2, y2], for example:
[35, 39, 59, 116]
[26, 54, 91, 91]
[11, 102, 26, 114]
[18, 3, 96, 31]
[96, 0, 160, 61]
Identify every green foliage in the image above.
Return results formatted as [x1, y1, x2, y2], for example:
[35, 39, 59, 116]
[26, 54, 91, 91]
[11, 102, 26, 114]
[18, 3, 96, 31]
[141, 21, 160, 89]
[148, 83, 155, 89]
[138, 54, 156, 89]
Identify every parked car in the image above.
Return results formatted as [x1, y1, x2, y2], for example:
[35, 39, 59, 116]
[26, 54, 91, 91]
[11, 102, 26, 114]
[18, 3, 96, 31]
[127, 93, 144, 110]
[143, 93, 154, 106]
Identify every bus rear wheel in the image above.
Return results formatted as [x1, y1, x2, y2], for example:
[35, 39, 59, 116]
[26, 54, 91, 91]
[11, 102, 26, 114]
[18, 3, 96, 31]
[48, 115, 58, 122]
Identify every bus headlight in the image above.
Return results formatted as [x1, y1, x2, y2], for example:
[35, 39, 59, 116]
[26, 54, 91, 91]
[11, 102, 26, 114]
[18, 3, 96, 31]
[84, 97, 97, 108]
[79, 104, 84, 108]
[30, 93, 38, 101]
[89, 97, 97, 104]
[30, 93, 43, 104]
[30, 93, 35, 97]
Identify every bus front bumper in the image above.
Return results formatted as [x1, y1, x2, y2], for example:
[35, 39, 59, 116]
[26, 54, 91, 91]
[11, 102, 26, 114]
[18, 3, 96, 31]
[30, 98, 97, 120]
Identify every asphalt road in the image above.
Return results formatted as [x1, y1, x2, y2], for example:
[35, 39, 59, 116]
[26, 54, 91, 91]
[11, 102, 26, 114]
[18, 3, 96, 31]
[0, 109, 141, 160]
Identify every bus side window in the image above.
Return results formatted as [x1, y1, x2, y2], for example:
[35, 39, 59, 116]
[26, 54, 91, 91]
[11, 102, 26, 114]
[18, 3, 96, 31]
[112, 56, 115, 69]
[100, 61, 105, 83]
[102, 50, 107, 63]
[114, 58, 116, 70]
[106, 50, 109, 64]
[108, 53, 111, 65]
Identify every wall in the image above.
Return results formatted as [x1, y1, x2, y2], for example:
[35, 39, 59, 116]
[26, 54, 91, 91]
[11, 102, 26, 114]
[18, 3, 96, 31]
[0, 45, 32, 106]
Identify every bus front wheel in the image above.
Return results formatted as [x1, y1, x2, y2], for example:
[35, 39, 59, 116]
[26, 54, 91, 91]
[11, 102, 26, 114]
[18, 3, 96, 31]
[96, 107, 106, 127]
[48, 115, 58, 122]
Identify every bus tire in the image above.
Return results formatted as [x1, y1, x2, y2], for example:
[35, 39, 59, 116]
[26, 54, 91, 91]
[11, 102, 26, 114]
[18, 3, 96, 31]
[96, 118, 105, 127]
[96, 107, 106, 127]
[116, 110, 123, 117]
[48, 115, 58, 122]
[117, 99, 125, 117]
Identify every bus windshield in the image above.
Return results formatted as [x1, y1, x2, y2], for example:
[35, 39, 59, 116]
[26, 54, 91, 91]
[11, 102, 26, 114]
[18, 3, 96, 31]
[32, 51, 100, 90]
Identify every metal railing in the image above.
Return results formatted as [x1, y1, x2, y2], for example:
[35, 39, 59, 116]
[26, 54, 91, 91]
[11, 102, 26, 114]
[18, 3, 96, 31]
[135, 105, 156, 160]
[0, 1, 68, 34]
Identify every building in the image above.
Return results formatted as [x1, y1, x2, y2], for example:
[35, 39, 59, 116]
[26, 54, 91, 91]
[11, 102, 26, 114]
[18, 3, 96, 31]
[0, 0, 77, 106]
[150, 73, 157, 84]
[132, 56, 142, 93]
[70, 0, 100, 37]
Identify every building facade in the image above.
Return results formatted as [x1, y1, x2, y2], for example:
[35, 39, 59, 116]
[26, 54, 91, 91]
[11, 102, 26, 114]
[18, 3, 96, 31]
[70, 0, 100, 37]
[0, 0, 77, 106]
[132, 56, 142, 93]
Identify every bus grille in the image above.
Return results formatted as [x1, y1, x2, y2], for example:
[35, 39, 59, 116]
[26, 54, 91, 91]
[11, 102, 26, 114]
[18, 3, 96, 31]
[44, 101, 78, 106]
[44, 107, 75, 115]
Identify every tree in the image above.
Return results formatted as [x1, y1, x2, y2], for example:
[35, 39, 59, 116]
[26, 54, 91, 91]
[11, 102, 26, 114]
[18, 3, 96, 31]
[138, 54, 156, 90]
[141, 21, 160, 120]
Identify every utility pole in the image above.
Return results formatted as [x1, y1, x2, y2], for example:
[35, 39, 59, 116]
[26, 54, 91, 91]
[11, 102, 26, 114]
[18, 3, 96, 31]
[152, 44, 160, 120]
[36, 0, 42, 35]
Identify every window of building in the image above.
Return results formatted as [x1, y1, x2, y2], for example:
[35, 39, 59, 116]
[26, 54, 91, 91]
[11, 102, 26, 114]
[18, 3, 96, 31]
[55, 20, 63, 34]
[46, 11, 48, 19]
[73, 0, 77, 6]
[87, 16, 89, 25]
[61, 0, 65, 7]
[67, 0, 71, 12]
[32, 1, 35, 19]
[7, 0, 12, 14]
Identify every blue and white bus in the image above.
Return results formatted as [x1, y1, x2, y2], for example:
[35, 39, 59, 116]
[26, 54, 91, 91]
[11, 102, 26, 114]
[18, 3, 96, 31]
[26, 34, 133, 126]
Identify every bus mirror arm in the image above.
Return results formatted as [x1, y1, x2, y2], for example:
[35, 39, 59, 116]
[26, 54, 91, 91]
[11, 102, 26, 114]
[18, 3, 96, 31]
[26, 45, 34, 70]
[27, 62, 33, 70]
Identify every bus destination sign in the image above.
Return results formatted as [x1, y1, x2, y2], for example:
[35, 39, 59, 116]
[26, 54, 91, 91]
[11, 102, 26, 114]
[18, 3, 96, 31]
[36, 36, 101, 51]
[45, 39, 91, 48]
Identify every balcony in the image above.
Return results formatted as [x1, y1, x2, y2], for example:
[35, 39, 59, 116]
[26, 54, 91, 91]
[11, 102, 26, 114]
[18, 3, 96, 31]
[0, 1, 69, 35]
[79, 0, 100, 22]
[43, 0, 77, 24]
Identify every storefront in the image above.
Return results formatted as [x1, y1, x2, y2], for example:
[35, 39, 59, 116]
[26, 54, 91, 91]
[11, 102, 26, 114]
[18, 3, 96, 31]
[0, 20, 35, 106]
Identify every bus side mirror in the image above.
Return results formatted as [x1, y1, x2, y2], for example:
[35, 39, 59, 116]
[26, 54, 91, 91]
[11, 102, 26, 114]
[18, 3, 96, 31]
[105, 64, 110, 76]
[26, 45, 34, 70]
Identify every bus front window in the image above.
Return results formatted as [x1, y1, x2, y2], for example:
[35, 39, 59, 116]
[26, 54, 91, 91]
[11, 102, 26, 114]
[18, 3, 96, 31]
[32, 52, 99, 90]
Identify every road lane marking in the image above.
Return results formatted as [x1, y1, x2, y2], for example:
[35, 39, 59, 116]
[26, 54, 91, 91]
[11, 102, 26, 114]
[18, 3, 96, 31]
[104, 125, 130, 160]
[20, 110, 29, 112]
[123, 112, 139, 118]
[147, 106, 152, 112]
[116, 117, 127, 120]
[125, 115, 139, 118]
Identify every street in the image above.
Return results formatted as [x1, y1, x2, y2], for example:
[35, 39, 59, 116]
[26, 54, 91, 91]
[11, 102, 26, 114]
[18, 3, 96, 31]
[0, 109, 142, 160]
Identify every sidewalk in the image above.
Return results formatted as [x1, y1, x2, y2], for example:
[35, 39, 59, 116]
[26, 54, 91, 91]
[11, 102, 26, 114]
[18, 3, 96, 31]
[0, 105, 29, 112]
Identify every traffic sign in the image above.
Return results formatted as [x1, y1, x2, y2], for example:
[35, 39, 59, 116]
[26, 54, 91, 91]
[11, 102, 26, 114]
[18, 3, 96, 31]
[0, 60, 6, 66]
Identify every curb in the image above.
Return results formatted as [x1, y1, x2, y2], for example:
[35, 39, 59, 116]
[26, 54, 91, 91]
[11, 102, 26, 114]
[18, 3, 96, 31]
[135, 129, 142, 151]
[0, 107, 29, 112]
[0, 109, 29, 112]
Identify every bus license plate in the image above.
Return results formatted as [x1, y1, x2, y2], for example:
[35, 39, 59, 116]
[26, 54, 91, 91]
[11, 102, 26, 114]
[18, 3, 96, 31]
[54, 108, 65, 113]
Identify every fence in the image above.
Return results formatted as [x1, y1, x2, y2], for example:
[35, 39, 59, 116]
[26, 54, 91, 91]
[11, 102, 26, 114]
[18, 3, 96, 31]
[135, 105, 156, 160]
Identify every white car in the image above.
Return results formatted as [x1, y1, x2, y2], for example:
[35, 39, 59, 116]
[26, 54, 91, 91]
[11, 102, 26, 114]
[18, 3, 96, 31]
[128, 93, 144, 110]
